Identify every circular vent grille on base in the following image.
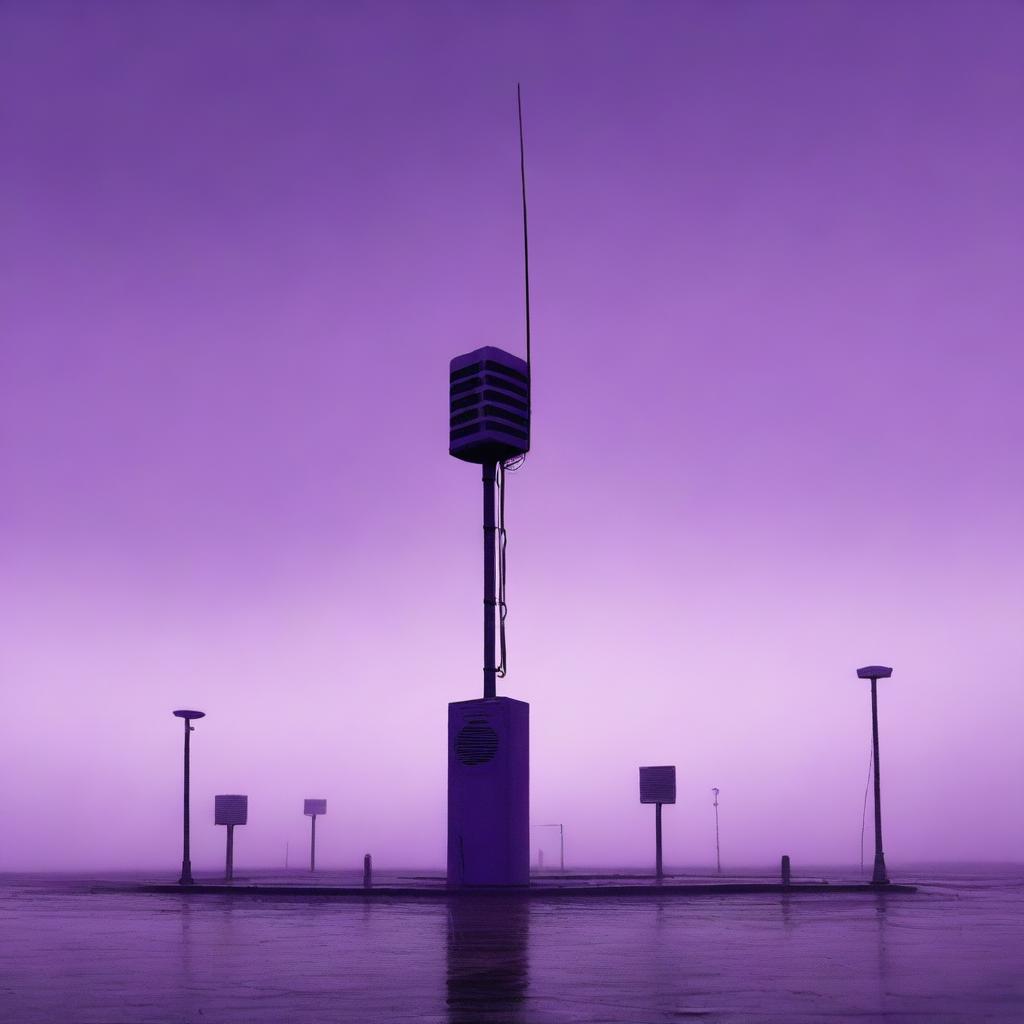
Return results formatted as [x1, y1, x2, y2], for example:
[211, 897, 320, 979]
[455, 724, 499, 765]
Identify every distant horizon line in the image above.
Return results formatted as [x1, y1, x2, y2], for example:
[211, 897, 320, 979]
[2, 859, 1021, 877]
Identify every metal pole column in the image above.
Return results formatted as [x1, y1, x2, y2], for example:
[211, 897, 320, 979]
[870, 679, 889, 884]
[655, 803, 663, 880]
[310, 815, 317, 872]
[179, 718, 193, 885]
[713, 788, 721, 874]
[225, 824, 234, 881]
[482, 460, 497, 700]
[560, 825, 565, 873]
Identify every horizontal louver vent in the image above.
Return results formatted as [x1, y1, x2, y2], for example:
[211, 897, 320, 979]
[455, 723, 499, 765]
[639, 766, 677, 805]
[449, 346, 530, 464]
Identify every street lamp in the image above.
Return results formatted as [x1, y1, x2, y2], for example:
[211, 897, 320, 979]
[856, 665, 892, 885]
[172, 709, 205, 885]
[711, 788, 721, 874]
[538, 823, 565, 872]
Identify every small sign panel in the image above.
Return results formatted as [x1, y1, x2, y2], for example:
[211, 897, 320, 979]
[639, 765, 676, 804]
[215, 794, 248, 826]
[304, 798, 327, 817]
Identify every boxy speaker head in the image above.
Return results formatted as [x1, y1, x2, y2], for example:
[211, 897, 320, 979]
[450, 346, 530, 464]
[215, 794, 248, 826]
[303, 799, 327, 817]
[639, 765, 677, 804]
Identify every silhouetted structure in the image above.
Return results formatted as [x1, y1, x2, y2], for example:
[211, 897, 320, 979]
[781, 854, 791, 885]
[639, 766, 676, 879]
[448, 697, 529, 886]
[304, 799, 327, 872]
[539, 823, 565, 871]
[172, 709, 205, 885]
[445, 89, 535, 889]
[363, 853, 373, 888]
[214, 794, 247, 881]
[712, 787, 721, 873]
[856, 665, 893, 885]
[448, 345, 531, 700]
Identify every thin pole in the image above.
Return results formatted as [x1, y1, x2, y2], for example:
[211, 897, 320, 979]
[225, 824, 234, 881]
[870, 678, 889, 884]
[483, 460, 497, 699]
[517, 83, 531, 370]
[559, 824, 565, 872]
[712, 788, 721, 874]
[310, 815, 317, 872]
[655, 803, 663, 880]
[178, 718, 193, 885]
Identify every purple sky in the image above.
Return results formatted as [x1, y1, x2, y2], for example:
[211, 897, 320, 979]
[2, 1, 1022, 871]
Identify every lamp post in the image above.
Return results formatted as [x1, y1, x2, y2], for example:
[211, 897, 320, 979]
[172, 709, 205, 885]
[539, 823, 565, 872]
[856, 665, 892, 885]
[711, 788, 721, 874]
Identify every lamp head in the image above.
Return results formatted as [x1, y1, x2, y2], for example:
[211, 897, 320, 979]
[856, 666, 892, 680]
[173, 709, 206, 720]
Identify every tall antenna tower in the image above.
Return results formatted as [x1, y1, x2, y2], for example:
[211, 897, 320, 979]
[446, 87, 534, 888]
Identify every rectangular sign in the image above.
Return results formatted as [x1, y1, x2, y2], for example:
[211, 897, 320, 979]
[639, 765, 676, 804]
[304, 798, 327, 816]
[214, 794, 248, 826]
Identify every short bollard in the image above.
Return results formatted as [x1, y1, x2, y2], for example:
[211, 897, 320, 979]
[363, 853, 373, 889]
[781, 855, 791, 886]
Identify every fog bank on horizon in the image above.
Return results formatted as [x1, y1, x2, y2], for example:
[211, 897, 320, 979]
[1, 1, 1022, 872]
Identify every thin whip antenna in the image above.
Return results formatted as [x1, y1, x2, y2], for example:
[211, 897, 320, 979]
[517, 83, 531, 372]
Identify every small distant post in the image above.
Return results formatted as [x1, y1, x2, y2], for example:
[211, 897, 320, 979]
[538, 824, 565, 872]
[639, 766, 677, 880]
[363, 853, 373, 888]
[215, 795, 248, 881]
[172, 709, 205, 886]
[304, 799, 327, 871]
[781, 854, 791, 886]
[856, 665, 893, 885]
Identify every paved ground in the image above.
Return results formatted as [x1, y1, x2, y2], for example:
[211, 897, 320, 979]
[1, 868, 1021, 1022]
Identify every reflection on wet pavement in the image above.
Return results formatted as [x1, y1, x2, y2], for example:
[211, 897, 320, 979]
[1, 869, 1021, 1022]
[447, 895, 530, 1023]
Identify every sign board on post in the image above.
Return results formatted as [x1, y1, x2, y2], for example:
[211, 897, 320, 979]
[639, 766, 676, 880]
[304, 799, 327, 817]
[215, 794, 248, 826]
[639, 766, 676, 804]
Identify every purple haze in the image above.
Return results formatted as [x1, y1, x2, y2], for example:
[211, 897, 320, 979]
[1, 2, 1022, 872]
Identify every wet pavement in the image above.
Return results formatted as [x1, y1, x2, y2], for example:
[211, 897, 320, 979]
[1, 868, 1021, 1022]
